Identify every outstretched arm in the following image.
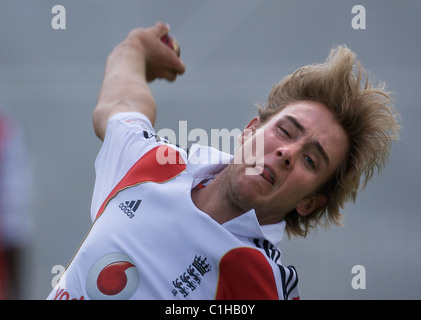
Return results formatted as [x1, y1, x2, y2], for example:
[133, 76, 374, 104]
[93, 22, 186, 140]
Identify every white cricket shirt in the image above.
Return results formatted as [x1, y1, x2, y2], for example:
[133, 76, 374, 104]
[47, 112, 300, 300]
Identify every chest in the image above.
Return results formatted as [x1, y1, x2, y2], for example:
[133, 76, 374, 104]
[83, 177, 251, 299]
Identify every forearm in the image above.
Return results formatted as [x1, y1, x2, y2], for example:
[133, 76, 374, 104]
[92, 23, 185, 141]
[93, 68, 156, 140]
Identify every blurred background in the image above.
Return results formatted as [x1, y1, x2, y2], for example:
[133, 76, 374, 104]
[0, 0, 419, 299]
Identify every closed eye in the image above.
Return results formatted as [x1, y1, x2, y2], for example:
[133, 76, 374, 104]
[278, 127, 291, 139]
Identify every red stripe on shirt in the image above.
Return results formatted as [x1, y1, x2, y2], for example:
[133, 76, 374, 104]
[95, 145, 186, 220]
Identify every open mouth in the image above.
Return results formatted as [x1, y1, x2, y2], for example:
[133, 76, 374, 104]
[260, 166, 275, 185]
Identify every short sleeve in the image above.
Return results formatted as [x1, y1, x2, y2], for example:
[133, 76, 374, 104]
[90, 112, 160, 221]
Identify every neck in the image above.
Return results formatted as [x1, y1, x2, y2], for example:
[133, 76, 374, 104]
[190, 171, 246, 224]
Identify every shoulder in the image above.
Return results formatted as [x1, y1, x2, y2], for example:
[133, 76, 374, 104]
[215, 246, 300, 300]
[215, 247, 278, 300]
[106, 112, 155, 138]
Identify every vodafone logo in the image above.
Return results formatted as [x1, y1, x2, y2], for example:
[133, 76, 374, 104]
[86, 252, 140, 300]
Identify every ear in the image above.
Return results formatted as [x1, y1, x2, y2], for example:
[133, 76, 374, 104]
[238, 117, 260, 145]
[296, 194, 327, 216]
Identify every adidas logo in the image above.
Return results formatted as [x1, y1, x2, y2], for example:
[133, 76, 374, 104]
[119, 200, 142, 219]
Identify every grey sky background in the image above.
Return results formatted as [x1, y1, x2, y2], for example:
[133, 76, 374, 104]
[0, 0, 420, 299]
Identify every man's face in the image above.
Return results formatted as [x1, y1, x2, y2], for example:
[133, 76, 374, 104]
[225, 101, 348, 224]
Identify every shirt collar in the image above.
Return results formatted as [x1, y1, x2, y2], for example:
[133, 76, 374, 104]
[186, 143, 233, 187]
[222, 210, 286, 247]
[186, 144, 286, 247]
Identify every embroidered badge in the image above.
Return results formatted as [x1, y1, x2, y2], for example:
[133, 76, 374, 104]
[171, 255, 212, 298]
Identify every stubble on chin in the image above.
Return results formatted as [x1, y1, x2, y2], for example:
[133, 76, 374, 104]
[219, 164, 260, 215]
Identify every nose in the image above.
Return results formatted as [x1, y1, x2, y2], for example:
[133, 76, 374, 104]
[275, 145, 297, 168]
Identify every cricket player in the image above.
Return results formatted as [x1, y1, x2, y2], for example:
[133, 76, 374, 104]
[47, 22, 399, 300]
